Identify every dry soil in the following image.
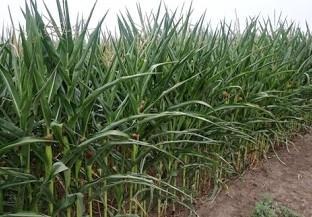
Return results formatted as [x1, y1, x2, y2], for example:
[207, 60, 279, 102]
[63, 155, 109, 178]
[194, 132, 312, 217]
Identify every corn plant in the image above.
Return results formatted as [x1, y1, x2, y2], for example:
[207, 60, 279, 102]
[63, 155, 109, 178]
[0, 0, 311, 216]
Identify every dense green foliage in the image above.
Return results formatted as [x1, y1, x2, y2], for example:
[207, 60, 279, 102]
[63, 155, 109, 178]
[0, 0, 311, 216]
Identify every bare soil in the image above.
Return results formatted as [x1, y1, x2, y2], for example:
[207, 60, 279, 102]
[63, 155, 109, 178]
[194, 132, 312, 217]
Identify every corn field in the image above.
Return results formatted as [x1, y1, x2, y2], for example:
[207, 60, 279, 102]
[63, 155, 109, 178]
[0, 0, 311, 216]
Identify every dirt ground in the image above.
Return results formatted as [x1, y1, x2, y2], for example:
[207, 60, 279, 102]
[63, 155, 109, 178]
[194, 132, 312, 217]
